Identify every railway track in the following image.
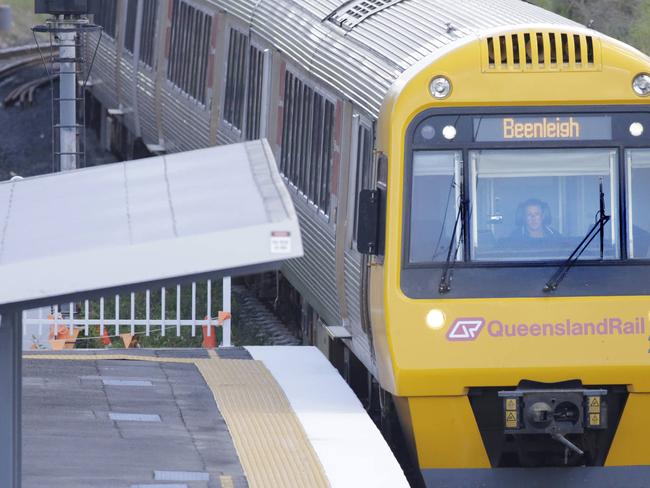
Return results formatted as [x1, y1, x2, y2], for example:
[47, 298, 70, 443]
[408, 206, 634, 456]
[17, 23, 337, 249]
[0, 43, 53, 107]
[233, 284, 301, 346]
[0, 43, 42, 59]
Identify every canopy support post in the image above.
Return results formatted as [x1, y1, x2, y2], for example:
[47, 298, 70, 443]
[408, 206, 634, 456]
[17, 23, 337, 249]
[0, 309, 22, 488]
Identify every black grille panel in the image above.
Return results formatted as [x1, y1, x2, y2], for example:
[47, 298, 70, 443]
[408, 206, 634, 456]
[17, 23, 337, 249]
[484, 31, 598, 71]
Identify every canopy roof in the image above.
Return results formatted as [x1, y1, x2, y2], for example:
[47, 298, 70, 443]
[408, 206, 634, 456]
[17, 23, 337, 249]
[0, 139, 302, 309]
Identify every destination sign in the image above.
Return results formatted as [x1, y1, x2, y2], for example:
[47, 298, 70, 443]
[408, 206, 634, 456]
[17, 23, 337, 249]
[474, 115, 612, 142]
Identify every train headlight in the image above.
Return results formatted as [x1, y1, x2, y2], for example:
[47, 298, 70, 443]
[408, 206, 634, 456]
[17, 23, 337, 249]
[633, 74, 650, 96]
[630, 122, 644, 137]
[429, 76, 452, 99]
[442, 125, 457, 140]
[425, 309, 445, 330]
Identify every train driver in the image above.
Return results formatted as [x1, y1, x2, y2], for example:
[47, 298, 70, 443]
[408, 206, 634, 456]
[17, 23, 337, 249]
[510, 198, 559, 243]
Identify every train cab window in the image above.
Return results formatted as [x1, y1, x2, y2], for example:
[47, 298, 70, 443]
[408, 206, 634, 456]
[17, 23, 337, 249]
[469, 148, 619, 262]
[626, 149, 650, 259]
[408, 151, 462, 263]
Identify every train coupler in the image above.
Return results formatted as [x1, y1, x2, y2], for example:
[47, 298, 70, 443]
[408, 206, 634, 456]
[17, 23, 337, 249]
[498, 387, 607, 440]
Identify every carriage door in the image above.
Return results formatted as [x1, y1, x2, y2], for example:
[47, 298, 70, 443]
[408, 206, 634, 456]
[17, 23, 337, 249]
[345, 113, 375, 342]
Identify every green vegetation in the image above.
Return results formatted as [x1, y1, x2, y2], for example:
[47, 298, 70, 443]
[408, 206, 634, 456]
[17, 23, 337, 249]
[530, 0, 650, 55]
[0, 1, 46, 48]
[630, 2, 650, 55]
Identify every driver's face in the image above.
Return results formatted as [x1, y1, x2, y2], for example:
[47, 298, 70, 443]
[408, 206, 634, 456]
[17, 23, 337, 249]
[526, 205, 543, 232]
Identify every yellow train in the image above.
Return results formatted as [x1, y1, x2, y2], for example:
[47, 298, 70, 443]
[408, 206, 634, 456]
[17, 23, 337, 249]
[366, 10, 650, 487]
[84, 0, 650, 484]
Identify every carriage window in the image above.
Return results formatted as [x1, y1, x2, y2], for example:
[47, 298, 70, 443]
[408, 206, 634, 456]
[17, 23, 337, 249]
[124, 0, 158, 67]
[245, 45, 265, 140]
[168, 0, 211, 104]
[224, 28, 248, 129]
[124, 0, 137, 52]
[93, 0, 117, 39]
[626, 149, 650, 259]
[408, 151, 462, 263]
[280, 72, 334, 215]
[469, 148, 619, 262]
[124, 0, 158, 66]
[140, 0, 158, 67]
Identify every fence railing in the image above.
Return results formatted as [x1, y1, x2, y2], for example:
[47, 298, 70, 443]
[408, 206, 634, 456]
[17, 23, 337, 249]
[22, 277, 232, 349]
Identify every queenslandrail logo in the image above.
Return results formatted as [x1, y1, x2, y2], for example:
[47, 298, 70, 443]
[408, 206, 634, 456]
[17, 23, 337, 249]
[447, 318, 485, 341]
[447, 317, 646, 341]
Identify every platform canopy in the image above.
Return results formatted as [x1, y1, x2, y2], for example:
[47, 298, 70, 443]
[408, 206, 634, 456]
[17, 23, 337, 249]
[0, 139, 302, 309]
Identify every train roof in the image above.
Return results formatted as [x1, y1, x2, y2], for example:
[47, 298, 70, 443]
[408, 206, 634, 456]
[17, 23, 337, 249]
[213, 0, 581, 116]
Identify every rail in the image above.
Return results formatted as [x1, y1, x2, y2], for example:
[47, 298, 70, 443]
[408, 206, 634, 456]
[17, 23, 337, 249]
[0, 43, 43, 60]
[0, 44, 53, 86]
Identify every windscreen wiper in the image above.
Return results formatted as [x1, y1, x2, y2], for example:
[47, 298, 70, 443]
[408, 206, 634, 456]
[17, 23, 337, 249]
[439, 194, 467, 294]
[544, 179, 610, 292]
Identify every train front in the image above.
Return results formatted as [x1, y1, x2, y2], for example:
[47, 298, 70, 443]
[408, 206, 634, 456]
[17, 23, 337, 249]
[371, 26, 650, 482]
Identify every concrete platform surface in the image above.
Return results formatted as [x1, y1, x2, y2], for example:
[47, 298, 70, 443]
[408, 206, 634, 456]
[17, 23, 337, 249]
[22, 347, 409, 488]
[23, 351, 247, 488]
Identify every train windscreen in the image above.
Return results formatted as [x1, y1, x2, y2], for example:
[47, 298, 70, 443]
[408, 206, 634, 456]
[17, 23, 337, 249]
[468, 148, 619, 262]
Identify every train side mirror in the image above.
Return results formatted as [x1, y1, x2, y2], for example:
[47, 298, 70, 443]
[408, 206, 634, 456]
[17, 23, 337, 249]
[357, 189, 383, 255]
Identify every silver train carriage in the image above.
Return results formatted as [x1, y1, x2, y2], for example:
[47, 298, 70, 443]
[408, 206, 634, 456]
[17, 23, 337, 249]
[83, 0, 575, 376]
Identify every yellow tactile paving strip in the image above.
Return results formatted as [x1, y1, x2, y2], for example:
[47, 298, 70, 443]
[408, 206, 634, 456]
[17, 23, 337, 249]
[196, 358, 330, 488]
[23, 351, 330, 488]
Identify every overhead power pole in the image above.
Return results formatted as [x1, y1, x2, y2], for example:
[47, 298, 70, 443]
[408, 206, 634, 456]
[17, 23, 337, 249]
[33, 0, 101, 172]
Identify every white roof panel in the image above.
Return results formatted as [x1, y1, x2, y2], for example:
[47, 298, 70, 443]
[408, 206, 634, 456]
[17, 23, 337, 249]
[0, 139, 302, 308]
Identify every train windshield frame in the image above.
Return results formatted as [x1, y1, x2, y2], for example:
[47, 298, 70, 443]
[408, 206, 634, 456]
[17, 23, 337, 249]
[403, 108, 650, 271]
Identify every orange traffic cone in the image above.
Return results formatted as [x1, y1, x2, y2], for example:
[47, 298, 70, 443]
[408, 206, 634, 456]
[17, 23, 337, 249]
[101, 328, 111, 346]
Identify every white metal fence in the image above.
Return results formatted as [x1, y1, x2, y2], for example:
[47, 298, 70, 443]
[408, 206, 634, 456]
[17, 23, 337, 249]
[22, 277, 232, 349]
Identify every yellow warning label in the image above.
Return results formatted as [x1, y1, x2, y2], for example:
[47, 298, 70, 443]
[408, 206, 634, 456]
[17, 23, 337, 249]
[588, 397, 601, 413]
[589, 413, 601, 426]
[505, 399, 517, 411]
[505, 411, 518, 428]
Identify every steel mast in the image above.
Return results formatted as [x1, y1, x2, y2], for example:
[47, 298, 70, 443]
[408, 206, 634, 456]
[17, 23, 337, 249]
[32, 0, 101, 172]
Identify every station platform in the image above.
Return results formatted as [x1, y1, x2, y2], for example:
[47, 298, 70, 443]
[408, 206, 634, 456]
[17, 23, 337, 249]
[23, 346, 409, 488]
